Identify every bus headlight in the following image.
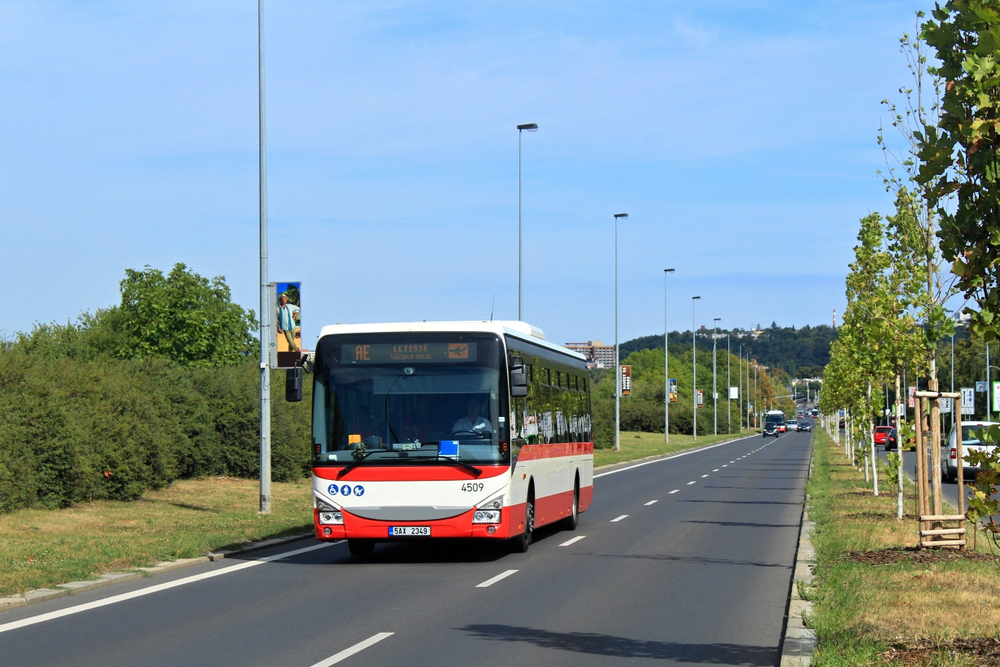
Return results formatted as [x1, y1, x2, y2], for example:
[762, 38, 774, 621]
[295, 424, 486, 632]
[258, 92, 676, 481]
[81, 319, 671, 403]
[319, 511, 344, 525]
[473, 509, 501, 524]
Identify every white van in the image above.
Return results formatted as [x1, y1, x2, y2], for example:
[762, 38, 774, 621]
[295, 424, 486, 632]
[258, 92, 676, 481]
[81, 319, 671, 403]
[939, 421, 999, 483]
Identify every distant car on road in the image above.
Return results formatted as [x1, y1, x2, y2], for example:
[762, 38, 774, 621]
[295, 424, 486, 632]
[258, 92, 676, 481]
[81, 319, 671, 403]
[784, 420, 797, 433]
[874, 426, 892, 446]
[797, 421, 811, 432]
[884, 428, 898, 450]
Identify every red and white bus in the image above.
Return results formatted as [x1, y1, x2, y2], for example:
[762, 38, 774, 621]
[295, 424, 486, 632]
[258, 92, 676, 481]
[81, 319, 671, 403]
[307, 321, 593, 557]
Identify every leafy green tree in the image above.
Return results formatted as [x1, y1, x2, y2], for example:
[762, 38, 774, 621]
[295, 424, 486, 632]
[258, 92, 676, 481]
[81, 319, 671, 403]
[117, 263, 257, 367]
[919, 2, 1000, 341]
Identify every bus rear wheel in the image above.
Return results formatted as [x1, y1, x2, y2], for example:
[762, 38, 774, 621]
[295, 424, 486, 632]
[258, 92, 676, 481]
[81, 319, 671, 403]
[511, 497, 534, 553]
[348, 539, 375, 559]
[562, 482, 579, 531]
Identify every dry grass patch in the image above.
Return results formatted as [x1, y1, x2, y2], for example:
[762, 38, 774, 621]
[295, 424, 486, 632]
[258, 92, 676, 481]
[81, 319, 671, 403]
[809, 429, 1000, 666]
[594, 430, 751, 468]
[0, 477, 313, 596]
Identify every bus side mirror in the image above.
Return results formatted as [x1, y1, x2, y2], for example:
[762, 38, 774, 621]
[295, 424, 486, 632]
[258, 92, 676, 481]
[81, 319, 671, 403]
[510, 364, 528, 397]
[285, 367, 303, 402]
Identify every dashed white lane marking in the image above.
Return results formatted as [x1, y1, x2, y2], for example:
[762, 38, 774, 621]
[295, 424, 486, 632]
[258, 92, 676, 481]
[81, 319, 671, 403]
[559, 535, 587, 547]
[722, 464, 728, 468]
[0, 541, 336, 635]
[476, 569, 519, 588]
[610, 514, 629, 523]
[687, 481, 697, 485]
[593, 434, 760, 479]
[669, 489, 679, 494]
[729, 460, 735, 463]
[712, 468, 720, 472]
[309, 632, 394, 667]
[644, 500, 659, 506]
[701, 474, 709, 478]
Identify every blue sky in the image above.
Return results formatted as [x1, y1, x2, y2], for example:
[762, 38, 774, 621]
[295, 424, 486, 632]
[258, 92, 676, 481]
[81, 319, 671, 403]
[1, 1, 927, 347]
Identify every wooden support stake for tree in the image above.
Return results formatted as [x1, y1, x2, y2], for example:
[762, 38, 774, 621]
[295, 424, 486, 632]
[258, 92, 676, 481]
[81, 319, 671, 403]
[915, 397, 927, 538]
[955, 404, 966, 551]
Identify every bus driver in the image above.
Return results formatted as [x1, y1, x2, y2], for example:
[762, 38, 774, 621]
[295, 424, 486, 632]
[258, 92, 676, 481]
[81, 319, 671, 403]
[452, 396, 491, 436]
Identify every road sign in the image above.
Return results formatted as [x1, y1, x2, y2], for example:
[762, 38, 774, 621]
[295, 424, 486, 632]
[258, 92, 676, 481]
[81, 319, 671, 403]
[977, 381, 988, 393]
[696, 389, 704, 408]
[620, 365, 632, 397]
[961, 387, 975, 415]
[729, 386, 738, 400]
[669, 378, 678, 403]
[940, 397, 953, 413]
[994, 382, 1000, 412]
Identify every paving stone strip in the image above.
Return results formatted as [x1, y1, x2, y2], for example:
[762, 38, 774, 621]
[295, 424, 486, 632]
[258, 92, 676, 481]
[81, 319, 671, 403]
[780, 455, 816, 666]
[0, 532, 313, 612]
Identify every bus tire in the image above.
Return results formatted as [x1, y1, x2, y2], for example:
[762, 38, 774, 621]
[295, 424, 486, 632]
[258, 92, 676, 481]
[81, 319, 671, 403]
[347, 539, 375, 559]
[562, 479, 580, 531]
[511, 493, 534, 553]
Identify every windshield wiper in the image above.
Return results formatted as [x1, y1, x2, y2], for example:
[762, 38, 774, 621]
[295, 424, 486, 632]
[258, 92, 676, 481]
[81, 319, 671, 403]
[337, 450, 383, 478]
[429, 455, 483, 477]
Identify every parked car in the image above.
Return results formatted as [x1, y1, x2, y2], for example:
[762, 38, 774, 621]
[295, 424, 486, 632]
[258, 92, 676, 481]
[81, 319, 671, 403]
[938, 421, 1000, 483]
[884, 428, 898, 451]
[797, 421, 812, 432]
[838, 419, 846, 429]
[784, 420, 797, 432]
[874, 426, 892, 446]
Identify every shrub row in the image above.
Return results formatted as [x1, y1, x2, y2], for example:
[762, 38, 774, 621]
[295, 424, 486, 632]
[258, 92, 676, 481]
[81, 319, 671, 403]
[0, 350, 310, 513]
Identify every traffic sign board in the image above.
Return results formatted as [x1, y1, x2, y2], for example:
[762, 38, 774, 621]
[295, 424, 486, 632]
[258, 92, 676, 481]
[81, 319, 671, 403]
[961, 387, 975, 416]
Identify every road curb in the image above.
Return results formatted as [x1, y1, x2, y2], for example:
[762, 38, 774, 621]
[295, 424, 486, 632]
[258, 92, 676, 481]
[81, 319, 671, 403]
[0, 531, 314, 613]
[780, 441, 817, 666]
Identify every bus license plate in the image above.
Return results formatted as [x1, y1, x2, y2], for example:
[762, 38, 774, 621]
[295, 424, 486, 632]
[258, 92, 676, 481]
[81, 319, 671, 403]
[389, 526, 430, 537]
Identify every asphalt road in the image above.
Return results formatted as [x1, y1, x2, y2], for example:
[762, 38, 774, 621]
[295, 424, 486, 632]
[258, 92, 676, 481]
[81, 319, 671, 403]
[0, 429, 812, 667]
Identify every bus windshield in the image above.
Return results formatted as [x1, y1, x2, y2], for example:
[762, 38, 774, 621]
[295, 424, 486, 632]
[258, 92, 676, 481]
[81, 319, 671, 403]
[311, 333, 508, 467]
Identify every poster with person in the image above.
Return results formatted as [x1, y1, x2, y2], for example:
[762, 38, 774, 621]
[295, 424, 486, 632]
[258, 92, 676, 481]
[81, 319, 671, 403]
[275, 281, 301, 368]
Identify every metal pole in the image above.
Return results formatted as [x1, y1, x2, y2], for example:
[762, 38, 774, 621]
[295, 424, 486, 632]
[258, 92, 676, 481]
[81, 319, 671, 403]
[614, 213, 627, 451]
[257, 0, 271, 514]
[727, 333, 731, 434]
[713, 318, 719, 436]
[739, 344, 743, 431]
[518, 129, 522, 321]
[988, 341, 992, 420]
[664, 269, 674, 444]
[692, 296, 700, 440]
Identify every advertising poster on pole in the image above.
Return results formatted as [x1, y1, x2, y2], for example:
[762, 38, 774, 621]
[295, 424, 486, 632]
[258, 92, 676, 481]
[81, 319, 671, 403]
[994, 382, 1000, 413]
[908, 386, 916, 409]
[729, 386, 738, 400]
[620, 365, 632, 397]
[669, 378, 678, 403]
[696, 389, 704, 408]
[275, 281, 301, 369]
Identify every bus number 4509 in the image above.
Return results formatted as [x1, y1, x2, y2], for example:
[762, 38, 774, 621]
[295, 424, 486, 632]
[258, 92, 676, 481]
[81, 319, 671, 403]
[461, 482, 484, 492]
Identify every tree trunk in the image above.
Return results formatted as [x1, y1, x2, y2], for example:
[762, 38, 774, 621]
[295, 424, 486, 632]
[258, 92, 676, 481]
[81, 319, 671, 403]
[896, 372, 904, 520]
[869, 381, 879, 496]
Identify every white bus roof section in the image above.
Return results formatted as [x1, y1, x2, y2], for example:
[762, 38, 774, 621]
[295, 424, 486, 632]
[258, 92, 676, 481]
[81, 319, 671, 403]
[316, 321, 586, 361]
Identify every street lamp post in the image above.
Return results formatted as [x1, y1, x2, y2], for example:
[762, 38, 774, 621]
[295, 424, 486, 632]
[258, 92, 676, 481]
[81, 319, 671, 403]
[257, 0, 272, 514]
[727, 332, 731, 434]
[517, 123, 537, 321]
[664, 268, 675, 444]
[614, 213, 628, 451]
[713, 317, 720, 436]
[692, 296, 701, 440]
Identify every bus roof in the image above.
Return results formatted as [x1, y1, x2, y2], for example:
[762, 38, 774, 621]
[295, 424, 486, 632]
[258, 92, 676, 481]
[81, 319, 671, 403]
[315, 320, 587, 362]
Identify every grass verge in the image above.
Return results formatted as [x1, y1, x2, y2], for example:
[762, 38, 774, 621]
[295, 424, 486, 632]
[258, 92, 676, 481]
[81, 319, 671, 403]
[594, 429, 753, 468]
[0, 477, 313, 596]
[809, 428, 1000, 666]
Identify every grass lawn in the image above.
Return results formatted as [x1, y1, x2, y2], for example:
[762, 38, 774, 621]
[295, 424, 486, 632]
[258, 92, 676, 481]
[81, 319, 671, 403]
[0, 477, 313, 596]
[809, 427, 1000, 666]
[594, 429, 752, 468]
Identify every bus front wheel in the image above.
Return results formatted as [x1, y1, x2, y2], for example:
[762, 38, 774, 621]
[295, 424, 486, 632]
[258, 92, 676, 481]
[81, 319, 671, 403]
[511, 496, 534, 553]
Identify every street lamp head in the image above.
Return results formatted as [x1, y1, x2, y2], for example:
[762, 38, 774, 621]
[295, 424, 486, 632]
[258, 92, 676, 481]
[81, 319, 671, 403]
[692, 296, 701, 300]
[665, 268, 675, 273]
[517, 123, 538, 132]
[614, 213, 628, 220]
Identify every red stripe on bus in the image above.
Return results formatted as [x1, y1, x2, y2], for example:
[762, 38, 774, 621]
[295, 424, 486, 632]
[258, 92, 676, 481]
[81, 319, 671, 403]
[313, 465, 510, 482]
[516, 441, 594, 461]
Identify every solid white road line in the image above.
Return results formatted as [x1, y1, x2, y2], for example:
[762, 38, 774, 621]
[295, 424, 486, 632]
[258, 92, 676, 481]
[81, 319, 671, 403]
[559, 535, 587, 547]
[0, 541, 336, 635]
[593, 434, 758, 479]
[610, 515, 629, 523]
[687, 481, 696, 485]
[476, 570, 519, 588]
[310, 632, 395, 667]
[669, 489, 679, 494]
[644, 500, 659, 506]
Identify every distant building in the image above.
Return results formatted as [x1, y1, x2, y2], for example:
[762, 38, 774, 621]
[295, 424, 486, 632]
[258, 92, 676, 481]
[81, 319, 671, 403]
[565, 341, 615, 369]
